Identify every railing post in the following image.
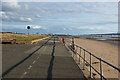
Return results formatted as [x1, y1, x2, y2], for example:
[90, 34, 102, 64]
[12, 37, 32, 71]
[100, 58, 102, 80]
[72, 37, 75, 58]
[83, 50, 85, 70]
[79, 47, 81, 64]
[66, 38, 120, 80]
[90, 53, 92, 78]
[76, 46, 78, 62]
[72, 37, 75, 51]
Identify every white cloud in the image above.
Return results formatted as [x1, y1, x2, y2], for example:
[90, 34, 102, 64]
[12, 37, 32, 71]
[2, 0, 119, 2]
[2, 14, 33, 22]
[19, 17, 32, 22]
[1, 2, 118, 34]
[0, 11, 9, 21]
[0, 11, 6, 15]
[63, 28, 66, 31]
[89, 27, 95, 30]
[36, 14, 41, 18]
[63, 28, 72, 31]
[32, 26, 42, 29]
[77, 26, 103, 31]
[2, 15, 9, 21]
[24, 4, 29, 10]
[26, 18, 32, 21]
[19, 17, 25, 21]
[6, 12, 14, 16]
[2, 1, 21, 11]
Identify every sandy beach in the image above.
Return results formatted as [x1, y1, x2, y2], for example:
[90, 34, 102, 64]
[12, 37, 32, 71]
[65, 38, 119, 78]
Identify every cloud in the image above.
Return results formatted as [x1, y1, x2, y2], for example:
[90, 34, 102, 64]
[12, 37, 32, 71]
[32, 26, 42, 29]
[6, 12, 14, 16]
[36, 14, 41, 18]
[0, 11, 5, 15]
[63, 28, 66, 31]
[2, 0, 119, 2]
[32, 26, 47, 30]
[0, 11, 10, 21]
[2, 1, 21, 11]
[63, 27, 72, 31]
[76, 26, 104, 32]
[2, 15, 9, 21]
[1, 10, 32, 22]
[1, 2, 118, 34]
[24, 4, 29, 10]
[26, 18, 32, 21]
[19, 17, 32, 22]
[2, 16, 33, 22]
[79, 3, 117, 16]
[89, 27, 95, 30]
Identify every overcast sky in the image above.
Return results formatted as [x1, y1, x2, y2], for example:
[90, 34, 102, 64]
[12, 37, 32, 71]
[1, 2, 118, 35]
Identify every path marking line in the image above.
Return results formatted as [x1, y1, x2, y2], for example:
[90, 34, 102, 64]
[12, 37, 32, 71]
[32, 61, 36, 64]
[23, 72, 27, 75]
[20, 72, 27, 78]
[28, 65, 32, 70]
[37, 57, 39, 59]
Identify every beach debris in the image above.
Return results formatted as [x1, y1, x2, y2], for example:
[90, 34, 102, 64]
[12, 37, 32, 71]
[85, 63, 90, 66]
[92, 73, 97, 76]
[92, 61, 99, 64]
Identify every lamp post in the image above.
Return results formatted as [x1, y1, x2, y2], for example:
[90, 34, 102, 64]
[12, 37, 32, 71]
[27, 26, 30, 41]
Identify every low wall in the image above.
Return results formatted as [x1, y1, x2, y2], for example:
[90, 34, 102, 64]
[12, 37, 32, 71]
[31, 36, 50, 44]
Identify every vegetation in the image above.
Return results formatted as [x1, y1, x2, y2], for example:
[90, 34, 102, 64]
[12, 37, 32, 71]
[1, 33, 49, 44]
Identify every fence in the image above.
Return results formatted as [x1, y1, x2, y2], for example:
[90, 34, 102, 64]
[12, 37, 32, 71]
[64, 37, 120, 80]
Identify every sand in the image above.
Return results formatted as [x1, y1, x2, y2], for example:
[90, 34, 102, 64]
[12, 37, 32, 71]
[65, 38, 119, 78]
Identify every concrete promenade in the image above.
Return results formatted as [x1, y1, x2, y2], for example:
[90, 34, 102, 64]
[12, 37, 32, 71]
[2, 37, 85, 80]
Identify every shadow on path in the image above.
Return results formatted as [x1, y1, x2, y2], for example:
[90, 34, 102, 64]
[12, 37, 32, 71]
[2, 38, 51, 78]
[47, 37, 55, 80]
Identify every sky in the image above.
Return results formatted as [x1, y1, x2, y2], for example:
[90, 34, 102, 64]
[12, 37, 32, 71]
[1, 2, 118, 35]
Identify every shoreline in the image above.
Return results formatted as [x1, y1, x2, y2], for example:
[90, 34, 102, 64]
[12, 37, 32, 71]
[84, 38, 119, 46]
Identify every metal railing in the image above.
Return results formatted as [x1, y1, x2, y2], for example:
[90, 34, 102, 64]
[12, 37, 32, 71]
[64, 38, 120, 80]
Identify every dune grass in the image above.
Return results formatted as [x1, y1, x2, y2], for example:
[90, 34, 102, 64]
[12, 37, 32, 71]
[1, 33, 49, 44]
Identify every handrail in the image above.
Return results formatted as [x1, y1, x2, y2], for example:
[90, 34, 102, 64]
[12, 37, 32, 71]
[64, 39, 120, 80]
[74, 44, 120, 72]
[72, 47, 107, 80]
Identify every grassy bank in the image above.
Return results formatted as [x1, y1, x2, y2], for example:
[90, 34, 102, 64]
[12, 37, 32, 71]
[1, 33, 50, 44]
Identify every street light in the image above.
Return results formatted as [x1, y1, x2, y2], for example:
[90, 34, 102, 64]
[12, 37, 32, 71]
[27, 26, 30, 41]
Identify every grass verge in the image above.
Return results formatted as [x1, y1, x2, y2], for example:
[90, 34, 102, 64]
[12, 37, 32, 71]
[1, 33, 50, 44]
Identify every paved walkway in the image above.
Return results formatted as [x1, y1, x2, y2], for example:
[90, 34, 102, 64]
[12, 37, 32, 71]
[2, 37, 85, 79]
